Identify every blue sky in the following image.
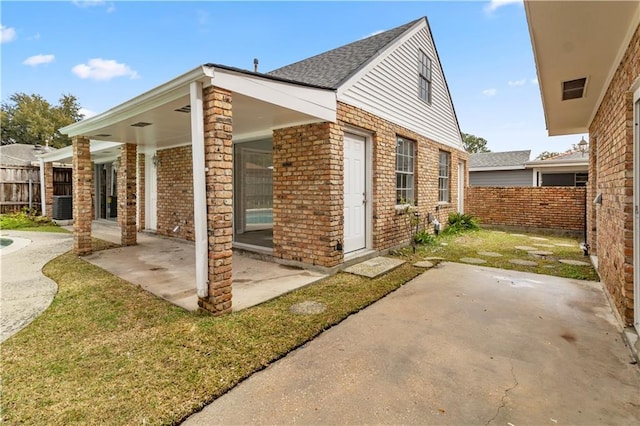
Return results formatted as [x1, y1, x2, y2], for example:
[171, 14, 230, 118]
[1, 0, 581, 157]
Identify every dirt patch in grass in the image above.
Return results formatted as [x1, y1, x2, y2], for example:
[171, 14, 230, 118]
[394, 229, 598, 281]
[1, 253, 421, 425]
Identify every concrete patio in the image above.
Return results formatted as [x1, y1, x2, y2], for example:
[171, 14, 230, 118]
[69, 221, 327, 312]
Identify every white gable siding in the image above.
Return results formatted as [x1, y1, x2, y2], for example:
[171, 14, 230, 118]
[338, 25, 463, 150]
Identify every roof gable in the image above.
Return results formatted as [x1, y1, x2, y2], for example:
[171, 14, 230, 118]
[267, 19, 420, 89]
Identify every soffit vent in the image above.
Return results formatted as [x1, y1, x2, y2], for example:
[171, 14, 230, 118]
[562, 78, 587, 101]
[174, 105, 191, 113]
[94, 133, 111, 137]
[131, 122, 152, 128]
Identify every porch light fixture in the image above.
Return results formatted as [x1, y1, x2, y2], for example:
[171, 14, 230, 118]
[577, 136, 588, 155]
[152, 154, 160, 168]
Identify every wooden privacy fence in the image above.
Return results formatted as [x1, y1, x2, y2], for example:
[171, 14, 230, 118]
[0, 165, 72, 214]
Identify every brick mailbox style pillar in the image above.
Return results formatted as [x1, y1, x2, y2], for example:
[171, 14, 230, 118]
[198, 86, 233, 315]
[118, 143, 137, 246]
[72, 137, 93, 255]
[44, 162, 54, 218]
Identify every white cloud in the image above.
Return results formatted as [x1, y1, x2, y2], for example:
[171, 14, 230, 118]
[508, 79, 526, 87]
[484, 0, 522, 14]
[72, 0, 104, 7]
[79, 107, 97, 118]
[482, 88, 497, 97]
[23, 54, 55, 66]
[72, 58, 139, 81]
[1, 25, 17, 43]
[72, 1, 115, 13]
[530, 77, 539, 85]
[27, 32, 41, 41]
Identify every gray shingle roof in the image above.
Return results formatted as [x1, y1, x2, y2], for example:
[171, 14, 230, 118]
[267, 18, 422, 89]
[0, 144, 57, 166]
[539, 150, 589, 162]
[469, 150, 531, 169]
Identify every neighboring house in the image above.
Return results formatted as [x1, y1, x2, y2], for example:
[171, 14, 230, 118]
[469, 150, 531, 187]
[527, 150, 589, 187]
[526, 1, 640, 339]
[50, 17, 467, 315]
[470, 149, 589, 187]
[0, 143, 56, 166]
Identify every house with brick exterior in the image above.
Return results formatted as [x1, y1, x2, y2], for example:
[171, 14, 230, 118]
[525, 2, 640, 342]
[56, 17, 467, 315]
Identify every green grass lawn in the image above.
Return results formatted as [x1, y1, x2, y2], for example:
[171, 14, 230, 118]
[0, 227, 596, 425]
[393, 228, 598, 281]
[1, 247, 422, 425]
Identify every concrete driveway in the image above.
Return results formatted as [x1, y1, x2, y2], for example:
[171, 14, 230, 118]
[185, 262, 640, 425]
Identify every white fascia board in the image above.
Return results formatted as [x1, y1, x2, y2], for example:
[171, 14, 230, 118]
[211, 68, 336, 122]
[525, 160, 588, 168]
[39, 141, 123, 163]
[38, 145, 72, 163]
[61, 66, 213, 137]
[469, 166, 526, 172]
[337, 19, 424, 97]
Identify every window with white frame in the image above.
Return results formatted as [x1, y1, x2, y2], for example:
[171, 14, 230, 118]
[396, 136, 415, 205]
[418, 50, 432, 104]
[438, 150, 450, 203]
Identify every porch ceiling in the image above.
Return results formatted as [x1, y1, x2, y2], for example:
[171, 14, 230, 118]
[525, 1, 640, 136]
[61, 65, 337, 149]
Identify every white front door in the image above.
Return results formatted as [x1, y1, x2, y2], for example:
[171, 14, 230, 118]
[343, 133, 366, 253]
[633, 92, 640, 333]
[458, 160, 465, 213]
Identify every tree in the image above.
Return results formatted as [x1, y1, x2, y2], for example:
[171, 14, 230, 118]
[461, 132, 490, 153]
[1, 93, 84, 148]
[535, 151, 561, 160]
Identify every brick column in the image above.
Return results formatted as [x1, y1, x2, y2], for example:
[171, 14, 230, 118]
[137, 153, 145, 231]
[72, 137, 92, 255]
[198, 86, 233, 315]
[118, 143, 137, 246]
[44, 162, 54, 218]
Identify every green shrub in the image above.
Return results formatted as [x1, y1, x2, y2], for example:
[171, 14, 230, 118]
[413, 230, 436, 245]
[0, 208, 54, 230]
[442, 212, 479, 235]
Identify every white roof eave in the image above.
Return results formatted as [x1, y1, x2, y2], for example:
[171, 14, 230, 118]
[61, 66, 214, 138]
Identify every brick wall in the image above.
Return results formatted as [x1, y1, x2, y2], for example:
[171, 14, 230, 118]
[466, 186, 586, 232]
[137, 153, 145, 231]
[156, 145, 194, 241]
[336, 102, 468, 250]
[271, 103, 467, 268]
[72, 137, 92, 255]
[588, 22, 639, 325]
[272, 122, 344, 267]
[117, 143, 137, 246]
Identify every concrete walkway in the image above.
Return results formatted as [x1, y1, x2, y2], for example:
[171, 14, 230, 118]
[76, 221, 327, 312]
[185, 263, 640, 425]
[0, 230, 72, 343]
